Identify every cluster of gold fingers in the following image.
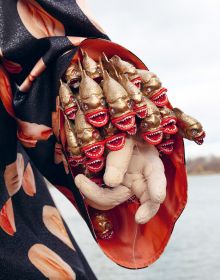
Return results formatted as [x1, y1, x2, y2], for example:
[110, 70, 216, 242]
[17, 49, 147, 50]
[59, 49, 205, 174]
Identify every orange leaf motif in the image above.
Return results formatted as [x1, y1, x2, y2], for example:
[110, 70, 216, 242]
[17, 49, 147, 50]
[17, 119, 53, 148]
[17, 0, 65, 39]
[22, 163, 36, 196]
[0, 66, 15, 117]
[4, 153, 24, 196]
[28, 244, 76, 279]
[2, 58, 22, 74]
[0, 199, 16, 236]
[43, 206, 75, 250]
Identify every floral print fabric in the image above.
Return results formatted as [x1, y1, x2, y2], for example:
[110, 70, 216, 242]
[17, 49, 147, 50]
[0, 0, 108, 279]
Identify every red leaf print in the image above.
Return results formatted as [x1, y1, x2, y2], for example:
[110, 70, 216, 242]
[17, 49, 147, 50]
[17, 0, 65, 39]
[4, 153, 24, 196]
[0, 199, 16, 236]
[17, 119, 53, 148]
[22, 163, 36, 196]
[28, 244, 76, 279]
[0, 66, 15, 117]
[43, 205, 75, 250]
[2, 58, 22, 74]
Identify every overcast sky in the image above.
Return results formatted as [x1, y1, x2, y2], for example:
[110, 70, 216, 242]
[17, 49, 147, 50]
[87, 0, 220, 158]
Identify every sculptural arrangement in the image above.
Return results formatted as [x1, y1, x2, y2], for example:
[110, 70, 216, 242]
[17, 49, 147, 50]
[60, 48, 205, 165]
[58, 44, 205, 240]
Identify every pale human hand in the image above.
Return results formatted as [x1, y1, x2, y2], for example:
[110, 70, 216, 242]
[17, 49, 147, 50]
[122, 138, 167, 224]
[75, 137, 166, 224]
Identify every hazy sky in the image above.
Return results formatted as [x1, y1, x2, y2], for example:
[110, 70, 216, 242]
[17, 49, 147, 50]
[87, 0, 220, 158]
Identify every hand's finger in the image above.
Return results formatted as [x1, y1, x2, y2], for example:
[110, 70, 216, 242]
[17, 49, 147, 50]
[132, 178, 160, 224]
[104, 137, 134, 187]
[143, 153, 166, 203]
[131, 178, 148, 201]
[75, 174, 132, 210]
[135, 201, 160, 224]
[83, 198, 111, 211]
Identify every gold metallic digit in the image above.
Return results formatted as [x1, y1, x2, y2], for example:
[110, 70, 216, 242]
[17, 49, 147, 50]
[59, 81, 78, 120]
[173, 108, 205, 145]
[140, 98, 163, 145]
[79, 70, 108, 127]
[159, 106, 178, 134]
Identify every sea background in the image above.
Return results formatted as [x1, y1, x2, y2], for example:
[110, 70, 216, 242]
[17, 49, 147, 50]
[50, 174, 220, 280]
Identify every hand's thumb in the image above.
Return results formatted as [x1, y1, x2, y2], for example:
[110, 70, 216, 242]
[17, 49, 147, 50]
[104, 137, 134, 187]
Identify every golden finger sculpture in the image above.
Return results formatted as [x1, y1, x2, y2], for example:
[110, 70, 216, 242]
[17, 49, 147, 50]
[108, 54, 142, 88]
[173, 108, 206, 145]
[102, 69, 136, 133]
[75, 110, 105, 173]
[81, 49, 101, 81]
[102, 122, 126, 151]
[118, 74, 148, 119]
[157, 134, 175, 155]
[159, 106, 178, 135]
[79, 68, 109, 127]
[140, 98, 163, 145]
[65, 62, 81, 90]
[138, 69, 168, 107]
[59, 81, 78, 120]
[64, 118, 85, 167]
